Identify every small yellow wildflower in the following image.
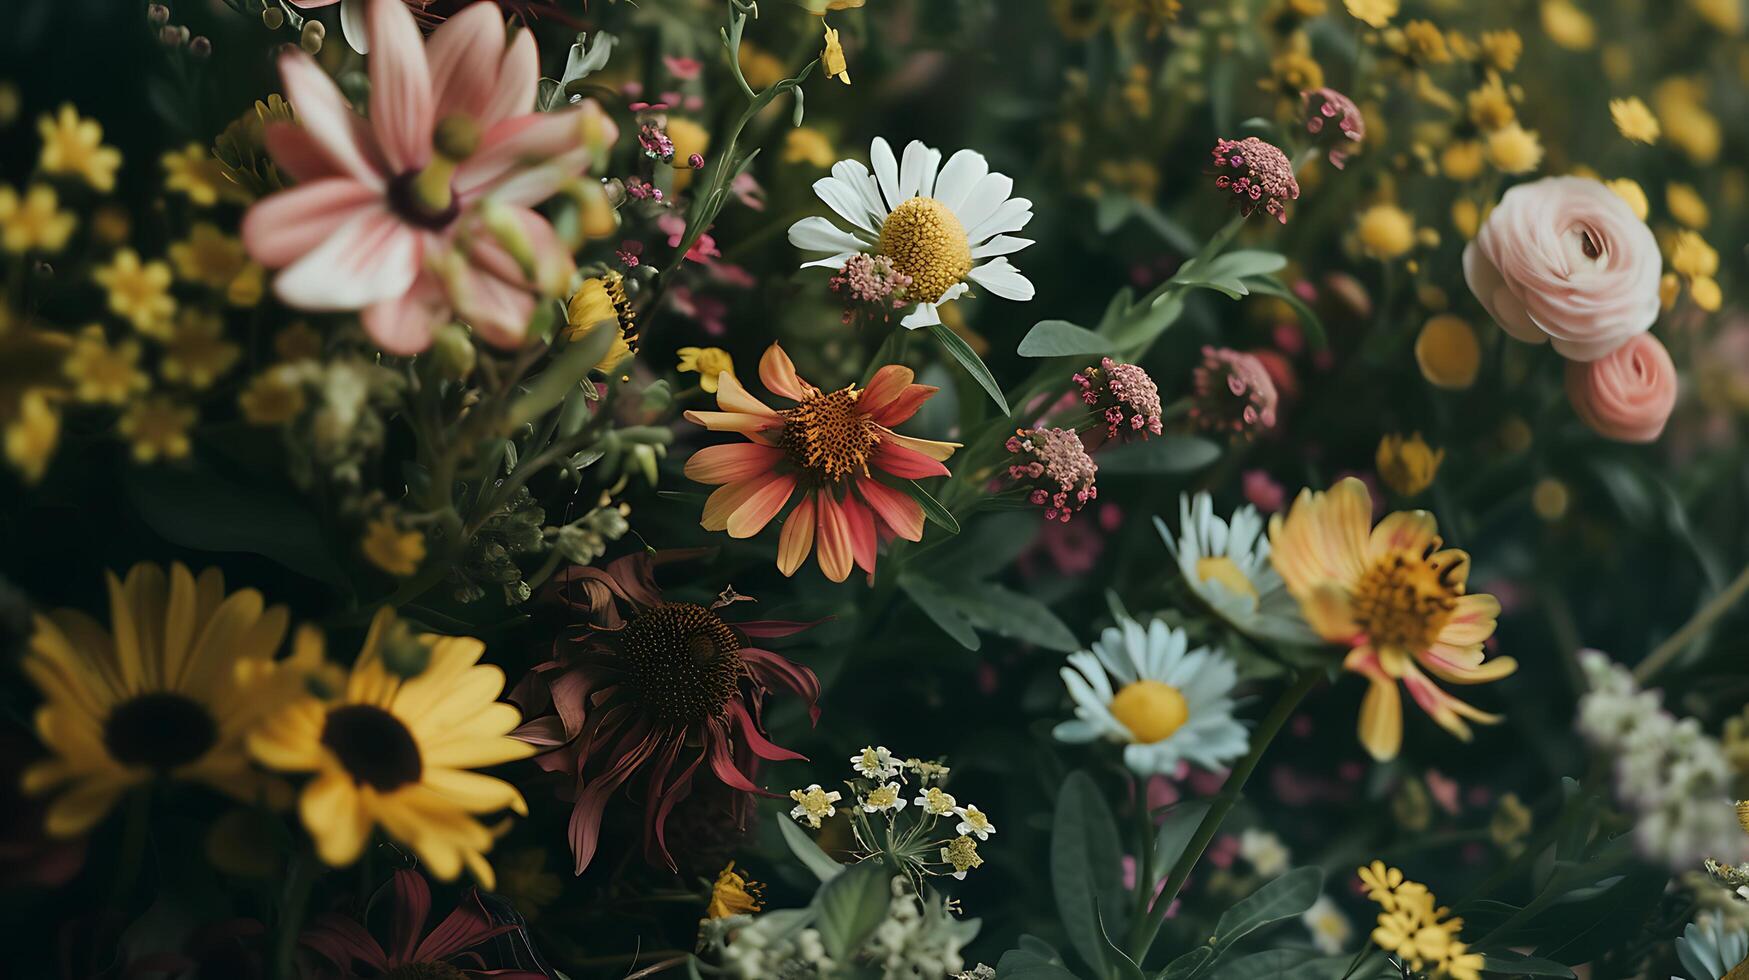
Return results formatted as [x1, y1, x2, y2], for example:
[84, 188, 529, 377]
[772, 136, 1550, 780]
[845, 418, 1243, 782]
[1666, 183, 1709, 229]
[1375, 433, 1442, 497]
[5, 389, 59, 483]
[1609, 97, 1660, 144]
[822, 22, 851, 85]
[1486, 123, 1543, 175]
[565, 275, 634, 373]
[227, 262, 265, 307]
[0, 185, 75, 254]
[1451, 199, 1482, 240]
[705, 862, 764, 919]
[362, 515, 426, 576]
[93, 249, 176, 337]
[1656, 78, 1722, 166]
[275, 321, 323, 363]
[1541, 0, 1596, 51]
[1344, 0, 1396, 29]
[1356, 204, 1416, 261]
[1467, 76, 1515, 132]
[170, 223, 249, 291]
[118, 396, 196, 463]
[784, 127, 837, 168]
[1359, 863, 1484, 980]
[1671, 230, 1720, 280]
[1403, 21, 1450, 64]
[1605, 179, 1649, 221]
[91, 205, 130, 246]
[915, 785, 958, 816]
[159, 310, 241, 389]
[676, 346, 736, 394]
[64, 326, 148, 405]
[38, 105, 122, 192]
[1441, 141, 1485, 182]
[788, 784, 843, 829]
[1479, 30, 1522, 72]
[238, 366, 307, 426]
[1415, 315, 1480, 390]
[861, 782, 905, 813]
[162, 143, 242, 207]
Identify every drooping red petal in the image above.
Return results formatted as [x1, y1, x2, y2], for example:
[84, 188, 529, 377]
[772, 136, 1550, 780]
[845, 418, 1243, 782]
[727, 700, 807, 762]
[389, 869, 432, 962]
[870, 440, 951, 479]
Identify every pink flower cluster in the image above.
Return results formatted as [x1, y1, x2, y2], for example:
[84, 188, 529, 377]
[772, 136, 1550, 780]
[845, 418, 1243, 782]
[1006, 427, 1098, 523]
[1189, 346, 1279, 440]
[1210, 137, 1300, 224]
[637, 121, 675, 162]
[828, 253, 912, 325]
[1074, 357, 1164, 441]
[1301, 88, 1365, 169]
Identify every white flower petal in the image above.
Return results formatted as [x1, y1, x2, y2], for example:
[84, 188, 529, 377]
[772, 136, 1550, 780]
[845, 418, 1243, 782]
[870, 137, 901, 210]
[954, 172, 1014, 233]
[900, 302, 940, 329]
[969, 198, 1034, 243]
[933, 149, 989, 212]
[971, 235, 1034, 259]
[832, 159, 889, 225]
[811, 176, 879, 234]
[967, 258, 1035, 301]
[897, 140, 935, 202]
[788, 215, 864, 255]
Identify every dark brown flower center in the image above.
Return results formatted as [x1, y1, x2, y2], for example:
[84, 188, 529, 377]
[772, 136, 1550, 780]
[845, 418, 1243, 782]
[104, 692, 218, 772]
[620, 602, 745, 723]
[780, 387, 881, 483]
[321, 704, 423, 792]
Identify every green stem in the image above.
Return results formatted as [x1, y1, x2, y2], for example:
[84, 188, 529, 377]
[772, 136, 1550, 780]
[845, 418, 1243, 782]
[108, 786, 151, 907]
[273, 850, 317, 980]
[1633, 558, 1749, 683]
[1128, 668, 1321, 961]
[1130, 772, 1156, 925]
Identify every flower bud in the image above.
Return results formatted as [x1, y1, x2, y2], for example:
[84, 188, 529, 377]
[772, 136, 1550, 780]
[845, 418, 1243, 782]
[300, 18, 325, 54]
[261, 5, 284, 29]
[189, 35, 212, 59]
[147, 3, 170, 26]
[430, 323, 476, 381]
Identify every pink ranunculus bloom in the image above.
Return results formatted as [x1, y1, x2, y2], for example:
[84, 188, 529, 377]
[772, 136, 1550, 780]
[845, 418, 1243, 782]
[1463, 176, 1661, 362]
[1564, 332, 1678, 442]
[244, 0, 616, 354]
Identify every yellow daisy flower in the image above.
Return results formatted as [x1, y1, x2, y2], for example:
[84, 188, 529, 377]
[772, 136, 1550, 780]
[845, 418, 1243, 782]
[676, 346, 736, 394]
[1605, 178, 1649, 220]
[246, 608, 536, 886]
[0, 184, 76, 254]
[38, 104, 122, 192]
[1479, 30, 1522, 72]
[5, 388, 60, 483]
[1541, 0, 1596, 51]
[1485, 123, 1543, 175]
[93, 249, 176, 337]
[565, 274, 636, 373]
[64, 325, 148, 405]
[1356, 204, 1416, 261]
[169, 223, 249, 291]
[1375, 433, 1443, 497]
[1359, 862, 1484, 980]
[361, 516, 426, 577]
[162, 143, 243, 207]
[119, 395, 196, 462]
[706, 861, 765, 919]
[1268, 478, 1515, 760]
[159, 309, 241, 389]
[238, 366, 307, 426]
[1666, 182, 1709, 229]
[1609, 97, 1660, 145]
[1344, 0, 1397, 28]
[21, 562, 291, 837]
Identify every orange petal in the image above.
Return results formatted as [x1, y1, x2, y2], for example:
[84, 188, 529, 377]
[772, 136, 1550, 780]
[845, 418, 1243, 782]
[702, 478, 771, 532]
[1344, 646, 1402, 761]
[681, 411, 782, 444]
[814, 493, 854, 583]
[858, 364, 915, 422]
[856, 478, 925, 541]
[759, 344, 815, 401]
[871, 440, 951, 479]
[726, 474, 797, 539]
[714, 370, 779, 417]
[777, 495, 817, 577]
[1368, 510, 1440, 559]
[882, 429, 960, 462]
[684, 443, 785, 485]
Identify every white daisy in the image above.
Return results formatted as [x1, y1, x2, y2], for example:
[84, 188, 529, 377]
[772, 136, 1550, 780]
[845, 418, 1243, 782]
[787, 136, 1035, 329]
[850, 744, 901, 780]
[1302, 895, 1352, 955]
[1156, 493, 1318, 646]
[860, 781, 907, 814]
[1053, 615, 1250, 776]
[1677, 916, 1749, 980]
[953, 804, 996, 841]
[914, 786, 958, 816]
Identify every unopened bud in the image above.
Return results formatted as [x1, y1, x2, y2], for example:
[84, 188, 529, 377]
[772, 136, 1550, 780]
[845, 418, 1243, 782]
[160, 24, 188, 46]
[261, 5, 284, 29]
[300, 19, 324, 54]
[147, 3, 170, 26]
[687, 153, 704, 170]
[189, 35, 212, 58]
[430, 323, 476, 381]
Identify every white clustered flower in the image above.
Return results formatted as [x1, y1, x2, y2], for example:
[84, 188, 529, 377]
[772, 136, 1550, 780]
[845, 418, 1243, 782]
[852, 745, 903, 780]
[1576, 650, 1747, 870]
[1302, 895, 1353, 955]
[719, 915, 835, 979]
[954, 804, 997, 841]
[789, 784, 844, 829]
[1238, 828, 1291, 878]
[865, 877, 980, 979]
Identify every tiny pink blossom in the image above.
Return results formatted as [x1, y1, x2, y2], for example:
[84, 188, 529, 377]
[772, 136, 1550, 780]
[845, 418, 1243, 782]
[1005, 427, 1098, 523]
[1189, 347, 1280, 440]
[1075, 357, 1164, 442]
[1209, 136, 1300, 224]
[662, 55, 703, 79]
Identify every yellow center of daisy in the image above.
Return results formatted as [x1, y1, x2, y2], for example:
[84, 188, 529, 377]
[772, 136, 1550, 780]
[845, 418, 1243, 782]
[1195, 556, 1258, 601]
[780, 386, 881, 483]
[877, 196, 973, 303]
[322, 704, 423, 792]
[1351, 551, 1464, 652]
[621, 602, 746, 722]
[104, 692, 218, 772]
[1110, 680, 1189, 744]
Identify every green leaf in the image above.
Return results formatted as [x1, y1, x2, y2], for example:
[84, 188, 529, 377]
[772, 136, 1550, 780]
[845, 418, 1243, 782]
[509, 326, 618, 429]
[1097, 902, 1147, 980]
[928, 322, 1010, 414]
[1052, 771, 1127, 978]
[1481, 952, 1576, 978]
[1200, 249, 1288, 280]
[1096, 193, 1133, 234]
[1095, 436, 1223, 475]
[1158, 945, 1214, 980]
[1212, 867, 1323, 949]
[899, 572, 980, 650]
[125, 454, 347, 587]
[938, 581, 1079, 652]
[775, 810, 843, 882]
[998, 950, 1084, 980]
[811, 860, 891, 961]
[1018, 319, 1112, 358]
[910, 480, 960, 534]
[1106, 291, 1185, 350]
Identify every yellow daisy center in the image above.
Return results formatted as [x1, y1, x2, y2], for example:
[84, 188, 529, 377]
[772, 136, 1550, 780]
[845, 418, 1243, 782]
[104, 692, 217, 772]
[322, 704, 423, 791]
[780, 386, 881, 483]
[1195, 556, 1258, 601]
[877, 196, 973, 303]
[1110, 679, 1189, 744]
[620, 602, 745, 722]
[1351, 551, 1463, 652]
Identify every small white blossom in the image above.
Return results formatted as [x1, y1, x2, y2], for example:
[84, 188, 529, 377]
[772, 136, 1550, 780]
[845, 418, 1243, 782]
[953, 804, 996, 841]
[788, 784, 843, 829]
[862, 782, 908, 814]
[1239, 828, 1290, 878]
[851, 744, 902, 780]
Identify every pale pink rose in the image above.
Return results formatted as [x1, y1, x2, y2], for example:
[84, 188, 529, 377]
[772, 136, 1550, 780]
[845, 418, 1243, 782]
[1564, 333, 1678, 442]
[244, 0, 616, 354]
[1463, 176, 1661, 362]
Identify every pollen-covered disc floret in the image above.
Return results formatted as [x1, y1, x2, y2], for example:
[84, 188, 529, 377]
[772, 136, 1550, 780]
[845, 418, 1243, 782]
[877, 197, 973, 303]
[781, 385, 883, 484]
[1210, 136, 1301, 224]
[1351, 547, 1466, 652]
[1075, 357, 1164, 441]
[620, 601, 747, 722]
[1190, 346, 1279, 440]
[1005, 427, 1098, 523]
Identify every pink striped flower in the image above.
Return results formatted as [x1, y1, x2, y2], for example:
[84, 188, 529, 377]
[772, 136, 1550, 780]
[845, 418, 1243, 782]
[683, 344, 959, 583]
[244, 0, 615, 354]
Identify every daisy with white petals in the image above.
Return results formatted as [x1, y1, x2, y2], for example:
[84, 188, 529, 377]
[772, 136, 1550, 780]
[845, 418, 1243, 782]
[1157, 494, 1318, 646]
[954, 804, 995, 841]
[788, 137, 1035, 328]
[1054, 615, 1250, 776]
[851, 744, 901, 780]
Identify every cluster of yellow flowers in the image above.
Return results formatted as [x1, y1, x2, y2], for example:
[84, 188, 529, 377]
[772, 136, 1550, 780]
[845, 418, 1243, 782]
[1359, 861, 1485, 980]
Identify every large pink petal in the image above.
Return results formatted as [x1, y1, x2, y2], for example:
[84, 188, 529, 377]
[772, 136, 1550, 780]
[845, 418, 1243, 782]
[451, 264, 536, 351]
[361, 274, 449, 355]
[425, 2, 506, 122]
[454, 110, 589, 205]
[273, 206, 421, 310]
[726, 473, 796, 538]
[243, 177, 381, 269]
[276, 49, 385, 188]
[727, 701, 806, 762]
[856, 479, 925, 541]
[841, 495, 879, 577]
[366, 0, 434, 174]
[870, 440, 951, 479]
[480, 27, 538, 129]
[684, 443, 785, 485]
[264, 121, 349, 183]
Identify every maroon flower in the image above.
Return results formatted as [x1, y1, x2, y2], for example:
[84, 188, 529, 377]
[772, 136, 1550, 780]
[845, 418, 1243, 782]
[1189, 346, 1280, 440]
[300, 869, 542, 979]
[1301, 88, 1366, 169]
[1209, 136, 1300, 224]
[510, 552, 821, 874]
